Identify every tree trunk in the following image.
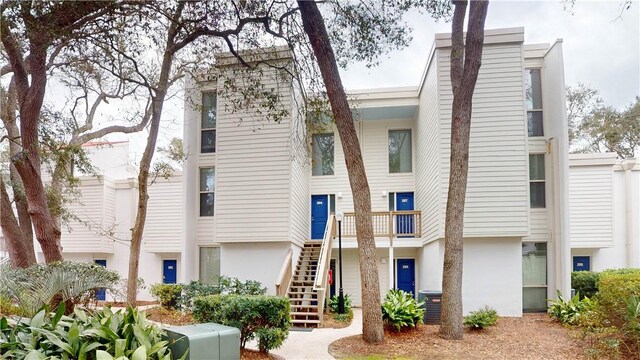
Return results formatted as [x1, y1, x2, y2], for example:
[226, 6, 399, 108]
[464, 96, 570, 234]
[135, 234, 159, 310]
[297, 0, 384, 344]
[1, 176, 36, 267]
[440, 0, 489, 340]
[126, 3, 185, 304]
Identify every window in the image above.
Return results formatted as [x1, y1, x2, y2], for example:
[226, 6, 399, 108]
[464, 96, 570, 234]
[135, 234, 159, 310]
[522, 242, 547, 312]
[312, 133, 334, 176]
[529, 154, 545, 208]
[389, 130, 412, 173]
[525, 69, 543, 136]
[201, 92, 216, 153]
[199, 167, 215, 216]
[199, 247, 220, 284]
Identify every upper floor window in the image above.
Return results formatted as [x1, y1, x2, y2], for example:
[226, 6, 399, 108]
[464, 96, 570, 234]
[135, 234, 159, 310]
[312, 133, 334, 176]
[199, 167, 215, 216]
[201, 92, 216, 153]
[529, 154, 545, 208]
[525, 69, 543, 137]
[389, 129, 412, 173]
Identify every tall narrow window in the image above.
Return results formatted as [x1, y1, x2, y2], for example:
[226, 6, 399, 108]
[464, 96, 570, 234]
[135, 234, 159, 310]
[525, 69, 543, 136]
[389, 130, 412, 173]
[522, 242, 547, 312]
[201, 92, 216, 153]
[199, 247, 220, 284]
[529, 154, 545, 208]
[199, 167, 215, 216]
[312, 133, 334, 176]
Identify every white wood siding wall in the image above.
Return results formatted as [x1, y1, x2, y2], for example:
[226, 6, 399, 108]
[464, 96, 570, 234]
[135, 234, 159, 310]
[214, 61, 295, 243]
[143, 175, 183, 252]
[61, 178, 115, 253]
[309, 120, 415, 216]
[416, 59, 442, 243]
[288, 90, 310, 246]
[569, 165, 614, 248]
[436, 43, 529, 237]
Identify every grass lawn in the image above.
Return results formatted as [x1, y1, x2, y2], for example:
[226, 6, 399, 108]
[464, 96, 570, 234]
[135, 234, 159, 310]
[329, 313, 584, 360]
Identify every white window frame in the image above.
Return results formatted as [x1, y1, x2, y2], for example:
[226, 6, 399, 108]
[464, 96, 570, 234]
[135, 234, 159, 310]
[529, 153, 546, 208]
[388, 129, 413, 174]
[198, 246, 221, 284]
[311, 133, 335, 176]
[199, 167, 215, 217]
[525, 68, 544, 137]
[200, 91, 217, 154]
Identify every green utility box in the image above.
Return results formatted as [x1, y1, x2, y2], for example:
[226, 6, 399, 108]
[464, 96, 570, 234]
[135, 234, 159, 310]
[164, 323, 240, 360]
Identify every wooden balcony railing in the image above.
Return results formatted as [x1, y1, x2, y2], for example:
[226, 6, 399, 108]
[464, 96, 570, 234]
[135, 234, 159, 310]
[275, 249, 293, 297]
[339, 210, 422, 238]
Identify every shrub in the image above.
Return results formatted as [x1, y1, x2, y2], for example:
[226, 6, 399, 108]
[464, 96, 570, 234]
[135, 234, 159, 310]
[548, 290, 596, 325]
[0, 261, 119, 316]
[213, 275, 267, 296]
[572, 271, 600, 299]
[328, 294, 352, 314]
[193, 294, 290, 352]
[464, 306, 498, 329]
[333, 309, 354, 323]
[150, 284, 183, 310]
[181, 280, 218, 310]
[381, 289, 425, 332]
[110, 278, 146, 303]
[597, 269, 640, 327]
[0, 305, 173, 359]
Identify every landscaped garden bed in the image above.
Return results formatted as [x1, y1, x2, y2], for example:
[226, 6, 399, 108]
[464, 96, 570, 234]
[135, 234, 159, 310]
[329, 313, 583, 359]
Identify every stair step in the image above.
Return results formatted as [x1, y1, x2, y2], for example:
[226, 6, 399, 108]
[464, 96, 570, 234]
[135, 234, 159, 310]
[291, 305, 319, 309]
[291, 312, 320, 316]
[291, 319, 321, 324]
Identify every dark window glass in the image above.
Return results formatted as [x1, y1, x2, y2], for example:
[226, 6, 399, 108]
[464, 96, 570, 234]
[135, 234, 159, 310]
[530, 183, 546, 208]
[201, 130, 216, 153]
[529, 154, 545, 208]
[522, 242, 547, 312]
[527, 112, 544, 137]
[529, 154, 545, 181]
[200, 193, 215, 216]
[201, 92, 217, 129]
[199, 167, 215, 216]
[389, 130, 412, 173]
[199, 247, 221, 284]
[329, 194, 336, 214]
[388, 192, 395, 211]
[312, 134, 334, 175]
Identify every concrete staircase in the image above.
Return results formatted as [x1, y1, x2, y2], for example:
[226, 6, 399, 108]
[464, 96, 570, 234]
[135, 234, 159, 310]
[288, 241, 322, 328]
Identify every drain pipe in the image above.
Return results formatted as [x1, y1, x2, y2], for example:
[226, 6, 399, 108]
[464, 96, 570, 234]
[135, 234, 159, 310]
[623, 160, 635, 267]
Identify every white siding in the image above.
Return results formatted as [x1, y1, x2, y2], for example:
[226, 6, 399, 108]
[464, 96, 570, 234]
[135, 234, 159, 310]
[416, 59, 442, 242]
[143, 175, 183, 252]
[436, 43, 529, 237]
[523, 209, 549, 242]
[61, 178, 114, 253]
[569, 165, 614, 248]
[288, 106, 310, 245]
[215, 61, 295, 243]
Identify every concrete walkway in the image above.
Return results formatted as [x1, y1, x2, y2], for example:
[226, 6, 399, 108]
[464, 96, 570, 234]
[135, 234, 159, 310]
[249, 309, 363, 359]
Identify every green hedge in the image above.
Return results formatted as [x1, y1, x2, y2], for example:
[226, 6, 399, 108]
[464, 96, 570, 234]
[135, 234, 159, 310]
[150, 284, 183, 309]
[193, 295, 290, 352]
[571, 271, 600, 299]
[597, 269, 640, 327]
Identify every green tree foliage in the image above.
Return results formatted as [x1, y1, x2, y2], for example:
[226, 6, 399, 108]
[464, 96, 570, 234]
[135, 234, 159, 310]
[567, 84, 640, 158]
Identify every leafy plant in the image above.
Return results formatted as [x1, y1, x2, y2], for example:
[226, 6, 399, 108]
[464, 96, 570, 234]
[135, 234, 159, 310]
[181, 280, 218, 310]
[464, 306, 498, 329]
[548, 290, 595, 325]
[193, 294, 290, 352]
[572, 271, 600, 299]
[333, 309, 354, 323]
[381, 289, 425, 332]
[328, 294, 352, 314]
[0, 305, 177, 360]
[150, 284, 183, 310]
[0, 261, 119, 316]
[213, 275, 267, 296]
[597, 268, 640, 328]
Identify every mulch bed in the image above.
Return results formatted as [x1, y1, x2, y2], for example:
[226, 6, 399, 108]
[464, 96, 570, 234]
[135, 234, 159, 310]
[321, 312, 353, 329]
[329, 313, 584, 360]
[144, 307, 196, 326]
[97, 300, 158, 307]
[241, 349, 284, 360]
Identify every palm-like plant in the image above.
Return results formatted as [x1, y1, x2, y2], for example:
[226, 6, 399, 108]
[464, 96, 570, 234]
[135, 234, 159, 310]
[0, 261, 119, 316]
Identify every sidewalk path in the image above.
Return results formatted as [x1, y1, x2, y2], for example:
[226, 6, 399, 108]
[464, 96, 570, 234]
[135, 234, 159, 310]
[251, 309, 363, 360]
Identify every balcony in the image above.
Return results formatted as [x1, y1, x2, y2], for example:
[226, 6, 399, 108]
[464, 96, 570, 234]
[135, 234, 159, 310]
[338, 211, 422, 239]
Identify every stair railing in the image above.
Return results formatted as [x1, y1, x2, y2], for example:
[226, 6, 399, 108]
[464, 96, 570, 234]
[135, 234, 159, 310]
[275, 249, 293, 297]
[313, 214, 336, 322]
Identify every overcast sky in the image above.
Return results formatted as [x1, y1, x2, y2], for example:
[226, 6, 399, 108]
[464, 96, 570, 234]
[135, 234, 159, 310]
[93, 0, 640, 159]
[340, 0, 639, 108]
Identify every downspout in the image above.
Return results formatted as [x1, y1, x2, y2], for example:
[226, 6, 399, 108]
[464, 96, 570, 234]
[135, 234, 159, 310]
[623, 160, 634, 267]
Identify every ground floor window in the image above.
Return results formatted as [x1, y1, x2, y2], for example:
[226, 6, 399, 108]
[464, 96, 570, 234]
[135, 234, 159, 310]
[522, 242, 547, 312]
[199, 247, 221, 284]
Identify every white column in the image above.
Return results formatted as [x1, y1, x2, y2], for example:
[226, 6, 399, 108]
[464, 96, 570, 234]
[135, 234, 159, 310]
[389, 246, 394, 290]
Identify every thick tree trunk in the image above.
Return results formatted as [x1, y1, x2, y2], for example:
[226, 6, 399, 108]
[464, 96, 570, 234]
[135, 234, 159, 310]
[126, 3, 185, 304]
[1, 177, 36, 267]
[298, 0, 384, 344]
[440, 0, 489, 340]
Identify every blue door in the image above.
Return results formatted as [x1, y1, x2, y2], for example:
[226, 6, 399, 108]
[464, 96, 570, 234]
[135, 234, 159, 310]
[163, 260, 177, 284]
[397, 259, 415, 296]
[94, 260, 107, 301]
[396, 192, 414, 236]
[573, 256, 590, 272]
[311, 195, 329, 240]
